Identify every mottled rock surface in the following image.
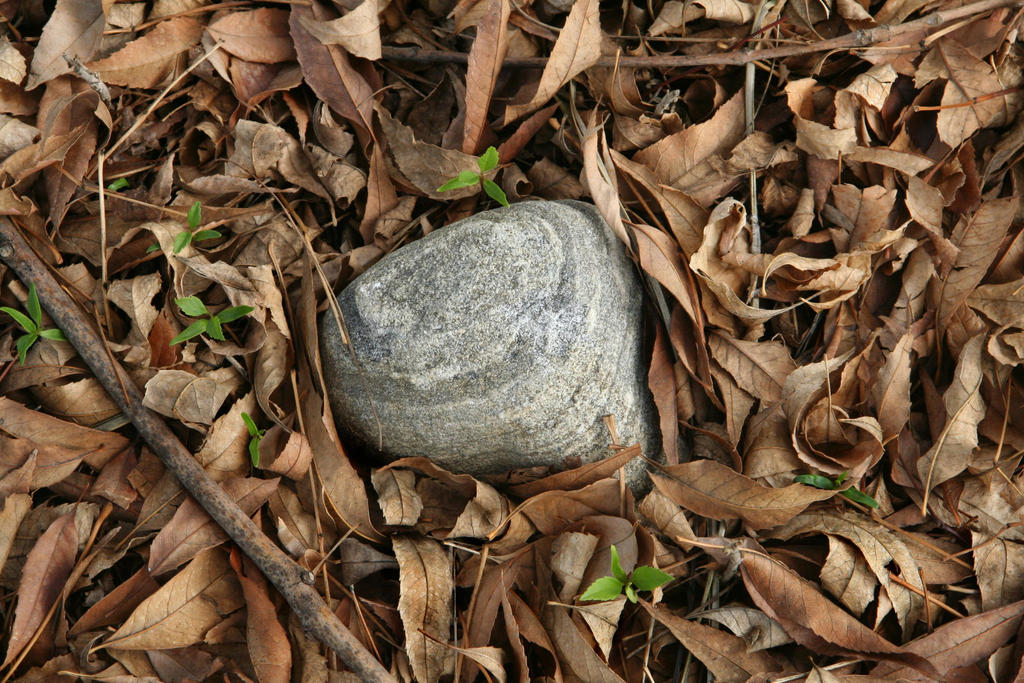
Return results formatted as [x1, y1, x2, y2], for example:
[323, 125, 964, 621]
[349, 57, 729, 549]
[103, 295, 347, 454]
[320, 200, 658, 490]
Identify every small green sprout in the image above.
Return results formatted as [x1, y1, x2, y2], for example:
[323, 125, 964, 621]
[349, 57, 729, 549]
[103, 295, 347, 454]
[794, 471, 879, 508]
[170, 296, 253, 346]
[241, 412, 265, 466]
[580, 545, 673, 604]
[147, 201, 221, 254]
[106, 177, 130, 191]
[437, 146, 510, 207]
[1, 283, 66, 364]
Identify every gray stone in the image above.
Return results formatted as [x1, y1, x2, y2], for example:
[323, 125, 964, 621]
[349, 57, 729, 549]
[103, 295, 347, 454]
[320, 200, 658, 491]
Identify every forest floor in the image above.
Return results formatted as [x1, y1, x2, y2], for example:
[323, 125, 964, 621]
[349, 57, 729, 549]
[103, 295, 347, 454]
[1, 0, 1024, 681]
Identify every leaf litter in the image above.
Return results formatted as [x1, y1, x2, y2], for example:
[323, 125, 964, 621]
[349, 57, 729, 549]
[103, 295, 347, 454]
[0, 0, 1024, 680]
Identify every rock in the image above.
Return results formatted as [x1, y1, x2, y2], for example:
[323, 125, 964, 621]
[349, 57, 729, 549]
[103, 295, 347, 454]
[320, 200, 658, 491]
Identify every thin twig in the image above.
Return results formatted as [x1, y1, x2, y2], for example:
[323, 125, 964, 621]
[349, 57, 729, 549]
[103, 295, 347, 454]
[0, 219, 397, 683]
[381, 0, 1020, 69]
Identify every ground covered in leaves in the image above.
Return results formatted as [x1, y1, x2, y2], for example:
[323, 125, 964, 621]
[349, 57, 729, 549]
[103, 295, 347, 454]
[1, 0, 1024, 680]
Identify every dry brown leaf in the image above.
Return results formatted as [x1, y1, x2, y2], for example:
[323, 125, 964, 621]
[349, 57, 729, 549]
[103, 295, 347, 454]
[505, 443, 641, 498]
[372, 467, 423, 526]
[142, 369, 237, 426]
[819, 535, 878, 618]
[918, 334, 985, 501]
[258, 428, 313, 480]
[377, 104, 484, 199]
[642, 603, 784, 682]
[740, 543, 934, 674]
[915, 40, 1010, 149]
[932, 196, 1018, 330]
[70, 566, 159, 636]
[870, 600, 1024, 680]
[148, 477, 279, 575]
[0, 397, 129, 469]
[501, 0, 600, 124]
[972, 534, 1024, 611]
[462, 0, 509, 154]
[100, 549, 244, 651]
[297, 0, 381, 61]
[709, 331, 797, 403]
[229, 550, 292, 683]
[769, 510, 925, 638]
[208, 9, 295, 64]
[3, 511, 77, 666]
[651, 460, 835, 530]
[0, 36, 26, 84]
[449, 480, 508, 539]
[87, 17, 203, 88]
[290, 2, 375, 144]
[873, 332, 913, 442]
[694, 605, 793, 652]
[26, 0, 105, 89]
[544, 605, 623, 682]
[393, 536, 455, 682]
[576, 598, 624, 660]
[0, 494, 31, 578]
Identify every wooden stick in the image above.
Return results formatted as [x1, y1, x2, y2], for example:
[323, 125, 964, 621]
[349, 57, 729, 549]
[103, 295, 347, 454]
[382, 0, 1020, 69]
[0, 219, 396, 683]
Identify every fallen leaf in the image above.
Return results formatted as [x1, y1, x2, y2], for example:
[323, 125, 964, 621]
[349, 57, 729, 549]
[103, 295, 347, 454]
[208, 9, 296, 64]
[229, 550, 292, 683]
[100, 549, 244, 651]
[3, 512, 77, 666]
[26, 0, 105, 89]
[393, 536, 455, 682]
[87, 17, 203, 88]
[651, 459, 835, 530]
[297, 0, 381, 61]
[501, 0, 600, 124]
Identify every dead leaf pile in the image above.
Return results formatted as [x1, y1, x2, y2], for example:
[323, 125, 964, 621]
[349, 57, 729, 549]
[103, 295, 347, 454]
[2, 0, 1024, 680]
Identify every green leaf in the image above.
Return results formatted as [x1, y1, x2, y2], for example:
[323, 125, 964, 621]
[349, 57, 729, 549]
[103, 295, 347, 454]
[477, 146, 499, 172]
[192, 229, 221, 243]
[146, 243, 161, 254]
[175, 296, 208, 317]
[38, 328, 66, 341]
[215, 305, 253, 324]
[187, 201, 202, 230]
[610, 545, 628, 584]
[624, 584, 638, 603]
[631, 565, 673, 592]
[241, 412, 259, 436]
[482, 178, 509, 207]
[834, 471, 848, 487]
[2, 306, 37, 334]
[580, 576, 624, 602]
[206, 316, 224, 341]
[26, 283, 42, 327]
[172, 230, 192, 254]
[437, 170, 480, 192]
[794, 474, 836, 490]
[169, 320, 207, 346]
[106, 177, 130, 191]
[249, 437, 261, 467]
[15, 333, 36, 364]
[840, 487, 879, 508]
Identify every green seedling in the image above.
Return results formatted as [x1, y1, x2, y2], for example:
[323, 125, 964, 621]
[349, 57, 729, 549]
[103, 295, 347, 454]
[580, 545, 673, 604]
[148, 201, 221, 254]
[437, 146, 510, 207]
[170, 296, 253, 346]
[241, 412, 265, 466]
[106, 177, 130, 191]
[794, 471, 879, 508]
[1, 283, 66, 364]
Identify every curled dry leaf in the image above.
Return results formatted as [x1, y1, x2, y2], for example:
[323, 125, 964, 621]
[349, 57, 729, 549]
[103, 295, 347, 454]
[142, 369, 238, 426]
[393, 536, 455, 682]
[651, 460, 835, 530]
[26, 0, 105, 89]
